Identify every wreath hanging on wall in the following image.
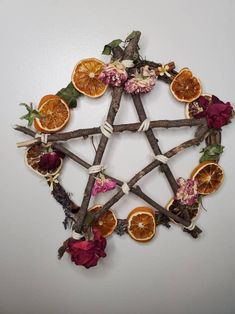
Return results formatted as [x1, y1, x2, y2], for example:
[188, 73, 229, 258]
[15, 31, 234, 269]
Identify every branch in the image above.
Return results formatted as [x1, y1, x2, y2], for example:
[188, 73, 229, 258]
[51, 182, 79, 215]
[14, 117, 206, 147]
[90, 128, 207, 231]
[132, 94, 191, 223]
[52, 143, 202, 232]
[132, 94, 178, 194]
[73, 31, 142, 233]
[14, 117, 207, 235]
[14, 121, 205, 231]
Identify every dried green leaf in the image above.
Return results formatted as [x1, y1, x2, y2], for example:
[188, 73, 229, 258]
[102, 45, 112, 55]
[19, 103, 40, 126]
[125, 31, 138, 42]
[102, 39, 122, 55]
[200, 144, 224, 163]
[56, 82, 81, 108]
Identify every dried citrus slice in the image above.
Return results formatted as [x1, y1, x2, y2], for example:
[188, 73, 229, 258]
[25, 144, 63, 177]
[89, 205, 117, 237]
[191, 161, 224, 195]
[166, 198, 200, 223]
[127, 207, 156, 242]
[185, 94, 211, 119]
[34, 95, 70, 133]
[170, 68, 201, 103]
[72, 58, 107, 98]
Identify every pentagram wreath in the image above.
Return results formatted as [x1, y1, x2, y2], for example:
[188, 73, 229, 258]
[15, 31, 234, 269]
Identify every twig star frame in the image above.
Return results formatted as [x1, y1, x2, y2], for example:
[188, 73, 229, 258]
[15, 31, 234, 269]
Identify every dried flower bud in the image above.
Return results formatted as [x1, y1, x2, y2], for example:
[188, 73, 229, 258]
[99, 61, 128, 87]
[39, 152, 61, 171]
[124, 65, 157, 94]
[92, 175, 116, 196]
[175, 177, 198, 206]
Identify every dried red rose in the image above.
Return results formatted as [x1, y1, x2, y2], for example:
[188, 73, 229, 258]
[192, 95, 210, 119]
[206, 97, 233, 129]
[39, 152, 61, 171]
[192, 95, 233, 129]
[66, 228, 107, 268]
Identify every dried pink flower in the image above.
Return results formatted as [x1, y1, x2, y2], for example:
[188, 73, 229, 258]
[124, 65, 157, 94]
[175, 177, 198, 206]
[92, 175, 116, 196]
[99, 61, 128, 87]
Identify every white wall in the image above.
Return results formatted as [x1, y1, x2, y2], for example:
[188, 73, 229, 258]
[1, 0, 235, 313]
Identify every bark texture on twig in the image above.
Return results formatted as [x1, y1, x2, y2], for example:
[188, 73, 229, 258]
[14, 123, 205, 231]
[51, 182, 79, 215]
[53, 143, 203, 234]
[14, 118, 206, 147]
[87, 127, 207, 231]
[73, 31, 142, 233]
[13, 41, 210, 238]
[132, 94, 191, 222]
[132, 94, 178, 193]
[14, 120, 206, 237]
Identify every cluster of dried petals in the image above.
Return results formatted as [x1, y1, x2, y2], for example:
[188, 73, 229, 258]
[66, 228, 106, 268]
[92, 174, 116, 196]
[124, 65, 157, 94]
[192, 95, 233, 129]
[39, 151, 61, 171]
[99, 60, 128, 87]
[175, 177, 198, 206]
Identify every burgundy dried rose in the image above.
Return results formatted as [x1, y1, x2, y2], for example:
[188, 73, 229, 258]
[192, 95, 210, 119]
[66, 228, 107, 268]
[192, 95, 233, 128]
[206, 96, 233, 129]
[39, 152, 61, 171]
[175, 177, 198, 206]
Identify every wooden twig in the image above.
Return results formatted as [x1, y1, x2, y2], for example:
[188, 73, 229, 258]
[13, 122, 192, 227]
[132, 94, 178, 193]
[73, 31, 142, 233]
[132, 94, 191, 223]
[52, 142, 202, 232]
[206, 130, 222, 146]
[14, 118, 207, 234]
[86, 127, 208, 230]
[51, 182, 79, 215]
[14, 118, 206, 147]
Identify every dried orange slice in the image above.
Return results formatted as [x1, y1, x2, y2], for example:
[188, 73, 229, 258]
[127, 207, 156, 242]
[89, 205, 117, 237]
[185, 94, 211, 119]
[25, 144, 63, 177]
[191, 161, 224, 195]
[34, 95, 70, 133]
[170, 68, 201, 103]
[71, 58, 107, 98]
[166, 198, 200, 223]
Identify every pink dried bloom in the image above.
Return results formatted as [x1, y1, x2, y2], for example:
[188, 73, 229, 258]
[175, 177, 198, 206]
[92, 175, 116, 196]
[124, 65, 157, 94]
[99, 61, 128, 87]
